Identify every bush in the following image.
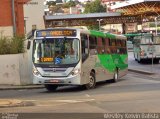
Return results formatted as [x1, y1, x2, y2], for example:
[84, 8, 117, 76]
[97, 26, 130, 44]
[0, 35, 25, 54]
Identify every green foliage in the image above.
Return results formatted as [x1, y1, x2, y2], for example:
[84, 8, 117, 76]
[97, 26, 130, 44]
[0, 35, 25, 54]
[0, 36, 11, 54]
[84, 0, 106, 13]
[83, 0, 106, 30]
[50, 5, 62, 13]
[63, 1, 77, 8]
[46, 1, 56, 7]
[88, 25, 99, 31]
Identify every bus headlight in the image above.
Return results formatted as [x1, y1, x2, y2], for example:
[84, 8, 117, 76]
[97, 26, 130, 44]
[33, 67, 41, 76]
[71, 68, 80, 76]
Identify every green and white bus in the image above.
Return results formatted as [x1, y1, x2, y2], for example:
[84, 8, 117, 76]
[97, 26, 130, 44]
[27, 28, 128, 91]
[133, 33, 160, 63]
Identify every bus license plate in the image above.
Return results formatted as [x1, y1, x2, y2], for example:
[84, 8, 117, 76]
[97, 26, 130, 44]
[49, 79, 59, 83]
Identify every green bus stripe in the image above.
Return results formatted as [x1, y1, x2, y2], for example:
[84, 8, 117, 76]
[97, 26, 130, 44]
[105, 33, 116, 39]
[90, 30, 106, 38]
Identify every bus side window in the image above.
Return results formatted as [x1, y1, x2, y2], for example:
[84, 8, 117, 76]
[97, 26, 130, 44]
[96, 37, 106, 54]
[109, 38, 117, 54]
[105, 38, 110, 54]
[120, 40, 127, 54]
[81, 34, 89, 62]
[101, 38, 105, 54]
[134, 38, 140, 47]
[89, 36, 97, 55]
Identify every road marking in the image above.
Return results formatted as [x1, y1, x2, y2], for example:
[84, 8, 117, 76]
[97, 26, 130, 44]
[23, 100, 37, 102]
[53, 99, 95, 103]
[85, 94, 91, 97]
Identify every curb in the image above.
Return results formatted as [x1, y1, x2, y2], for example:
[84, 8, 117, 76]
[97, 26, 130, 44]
[0, 99, 34, 108]
[0, 85, 44, 90]
[128, 68, 155, 75]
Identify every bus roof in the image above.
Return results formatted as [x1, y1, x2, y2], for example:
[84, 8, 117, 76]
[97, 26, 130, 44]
[34, 28, 127, 40]
[106, 33, 127, 40]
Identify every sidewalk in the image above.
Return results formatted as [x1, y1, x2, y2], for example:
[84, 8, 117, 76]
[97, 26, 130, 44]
[128, 68, 155, 75]
[0, 84, 44, 90]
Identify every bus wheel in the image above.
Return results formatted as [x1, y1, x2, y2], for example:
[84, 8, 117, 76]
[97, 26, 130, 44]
[134, 54, 137, 61]
[138, 59, 141, 63]
[85, 72, 96, 89]
[44, 84, 58, 92]
[112, 70, 119, 83]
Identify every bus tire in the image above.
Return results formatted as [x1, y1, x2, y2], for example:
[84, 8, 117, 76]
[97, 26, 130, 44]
[112, 69, 119, 83]
[137, 58, 142, 63]
[138, 59, 141, 63]
[84, 72, 96, 90]
[45, 84, 58, 92]
[134, 54, 137, 61]
[135, 58, 137, 61]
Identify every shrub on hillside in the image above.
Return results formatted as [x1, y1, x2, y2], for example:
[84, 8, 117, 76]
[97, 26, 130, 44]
[0, 35, 25, 54]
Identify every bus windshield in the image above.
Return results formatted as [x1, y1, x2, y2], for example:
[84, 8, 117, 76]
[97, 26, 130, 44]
[33, 38, 79, 65]
[140, 35, 160, 44]
[153, 36, 160, 44]
[141, 36, 152, 44]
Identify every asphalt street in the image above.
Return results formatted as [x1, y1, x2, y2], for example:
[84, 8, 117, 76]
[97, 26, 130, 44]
[0, 51, 160, 119]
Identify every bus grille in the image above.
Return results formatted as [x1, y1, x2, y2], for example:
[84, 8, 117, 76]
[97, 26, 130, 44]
[42, 68, 67, 72]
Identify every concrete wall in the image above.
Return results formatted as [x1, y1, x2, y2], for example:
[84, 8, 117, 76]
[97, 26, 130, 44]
[0, 26, 13, 37]
[24, 0, 45, 34]
[0, 53, 32, 85]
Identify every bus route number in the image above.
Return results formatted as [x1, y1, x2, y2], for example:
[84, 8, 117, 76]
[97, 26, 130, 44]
[38, 30, 76, 37]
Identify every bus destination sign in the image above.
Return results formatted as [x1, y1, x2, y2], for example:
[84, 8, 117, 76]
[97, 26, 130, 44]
[36, 29, 76, 37]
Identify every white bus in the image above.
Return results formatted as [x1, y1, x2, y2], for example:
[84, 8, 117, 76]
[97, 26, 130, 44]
[133, 33, 160, 63]
[27, 28, 128, 91]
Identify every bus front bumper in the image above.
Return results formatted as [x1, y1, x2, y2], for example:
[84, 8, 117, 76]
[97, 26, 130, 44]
[140, 55, 160, 60]
[33, 74, 82, 85]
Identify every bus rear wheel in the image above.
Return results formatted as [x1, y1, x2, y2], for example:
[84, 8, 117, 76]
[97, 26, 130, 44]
[138, 59, 142, 63]
[112, 70, 119, 83]
[84, 72, 96, 90]
[44, 84, 58, 92]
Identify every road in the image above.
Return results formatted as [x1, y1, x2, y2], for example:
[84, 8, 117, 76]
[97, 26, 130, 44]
[0, 52, 160, 119]
[0, 72, 160, 112]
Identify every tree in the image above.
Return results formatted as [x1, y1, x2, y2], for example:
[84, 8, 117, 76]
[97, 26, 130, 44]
[46, 1, 56, 7]
[63, 1, 77, 8]
[84, 0, 106, 13]
[84, 0, 106, 30]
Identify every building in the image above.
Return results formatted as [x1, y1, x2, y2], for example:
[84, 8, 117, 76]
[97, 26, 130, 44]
[0, 0, 30, 36]
[24, 0, 45, 34]
[101, 0, 126, 12]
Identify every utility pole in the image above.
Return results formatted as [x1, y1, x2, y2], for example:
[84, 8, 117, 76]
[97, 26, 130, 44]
[97, 19, 103, 31]
[11, 0, 16, 36]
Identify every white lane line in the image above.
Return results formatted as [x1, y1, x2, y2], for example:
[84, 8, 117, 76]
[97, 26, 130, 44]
[53, 99, 95, 103]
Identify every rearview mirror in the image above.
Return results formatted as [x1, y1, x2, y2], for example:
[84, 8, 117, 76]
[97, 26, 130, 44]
[27, 40, 31, 50]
